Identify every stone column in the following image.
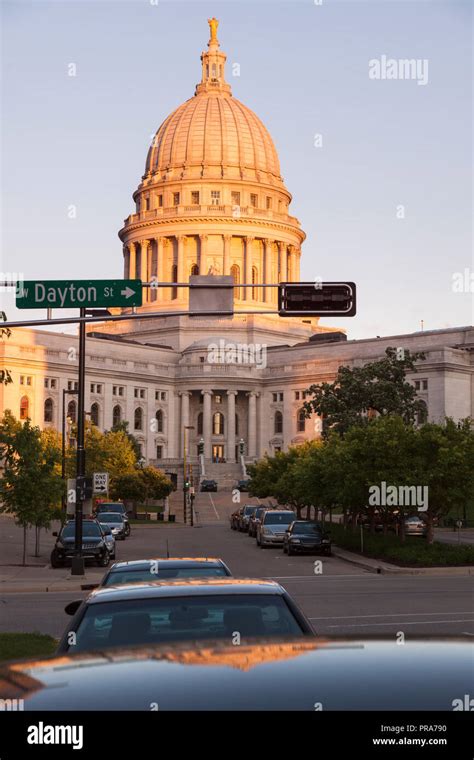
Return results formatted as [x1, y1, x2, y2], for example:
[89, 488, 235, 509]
[289, 245, 297, 282]
[263, 238, 272, 303]
[177, 236, 186, 289]
[128, 242, 136, 280]
[226, 390, 237, 462]
[245, 236, 254, 301]
[279, 241, 287, 282]
[202, 390, 213, 460]
[123, 246, 129, 279]
[247, 391, 258, 458]
[179, 391, 191, 456]
[140, 240, 149, 302]
[156, 237, 164, 301]
[223, 234, 232, 276]
[199, 234, 208, 275]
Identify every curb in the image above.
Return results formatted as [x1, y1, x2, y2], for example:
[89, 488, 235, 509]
[0, 584, 89, 593]
[332, 547, 474, 576]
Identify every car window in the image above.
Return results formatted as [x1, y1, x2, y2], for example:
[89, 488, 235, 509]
[104, 566, 229, 585]
[62, 522, 102, 538]
[71, 594, 304, 651]
[99, 514, 122, 523]
[263, 512, 295, 525]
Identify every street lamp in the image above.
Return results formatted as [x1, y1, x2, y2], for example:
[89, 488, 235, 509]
[62, 388, 79, 511]
[183, 425, 195, 524]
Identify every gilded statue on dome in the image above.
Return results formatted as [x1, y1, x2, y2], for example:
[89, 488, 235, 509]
[208, 17, 219, 44]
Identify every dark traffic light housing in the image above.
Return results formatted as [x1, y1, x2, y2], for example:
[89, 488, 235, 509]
[278, 282, 357, 317]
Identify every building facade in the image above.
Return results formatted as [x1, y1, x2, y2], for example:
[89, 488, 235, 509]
[1, 20, 473, 483]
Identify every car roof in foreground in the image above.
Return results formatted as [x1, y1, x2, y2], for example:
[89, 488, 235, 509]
[1, 637, 472, 711]
[108, 558, 226, 571]
[86, 578, 284, 604]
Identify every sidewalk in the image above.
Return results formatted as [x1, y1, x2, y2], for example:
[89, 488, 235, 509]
[332, 546, 474, 576]
[0, 564, 104, 593]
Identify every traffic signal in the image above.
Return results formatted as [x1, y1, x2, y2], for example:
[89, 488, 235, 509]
[198, 440, 204, 456]
[278, 282, 356, 317]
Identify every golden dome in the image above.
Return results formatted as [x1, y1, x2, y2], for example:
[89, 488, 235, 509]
[144, 19, 284, 189]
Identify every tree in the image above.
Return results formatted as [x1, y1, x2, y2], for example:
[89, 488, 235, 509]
[140, 466, 174, 503]
[0, 312, 12, 386]
[65, 422, 137, 481]
[303, 347, 426, 437]
[0, 411, 63, 563]
[108, 420, 140, 462]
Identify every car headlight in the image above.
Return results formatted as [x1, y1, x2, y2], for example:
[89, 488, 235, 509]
[290, 538, 300, 543]
[322, 539, 330, 544]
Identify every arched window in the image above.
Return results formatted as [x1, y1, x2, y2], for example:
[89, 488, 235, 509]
[197, 412, 203, 435]
[67, 399, 77, 424]
[20, 396, 29, 420]
[252, 266, 258, 300]
[90, 402, 100, 427]
[190, 263, 199, 276]
[44, 398, 53, 423]
[416, 400, 428, 426]
[213, 412, 224, 435]
[231, 264, 240, 300]
[297, 409, 306, 433]
[274, 411, 283, 435]
[171, 264, 178, 299]
[134, 407, 143, 431]
[235, 413, 239, 435]
[112, 405, 122, 427]
[155, 409, 163, 433]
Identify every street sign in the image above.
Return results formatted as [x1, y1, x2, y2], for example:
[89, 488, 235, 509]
[16, 280, 142, 309]
[278, 282, 357, 317]
[93, 472, 109, 495]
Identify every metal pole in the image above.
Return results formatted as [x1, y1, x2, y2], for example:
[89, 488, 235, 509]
[61, 389, 66, 511]
[183, 427, 187, 524]
[73, 308, 86, 575]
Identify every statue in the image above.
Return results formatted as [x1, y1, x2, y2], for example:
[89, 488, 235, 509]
[208, 17, 219, 44]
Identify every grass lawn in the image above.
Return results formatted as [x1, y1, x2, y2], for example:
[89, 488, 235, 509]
[0, 632, 57, 662]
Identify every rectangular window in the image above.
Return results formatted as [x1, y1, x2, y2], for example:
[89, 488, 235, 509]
[90, 384, 95, 393]
[173, 192, 180, 206]
[266, 196, 272, 210]
[145, 197, 150, 211]
[211, 190, 220, 205]
[215, 395, 222, 404]
[140, 389, 145, 399]
[134, 389, 138, 398]
[26, 377, 32, 386]
[156, 445, 163, 459]
[161, 392, 166, 401]
[422, 380, 428, 390]
[96, 384, 102, 394]
[279, 393, 284, 402]
[272, 393, 277, 402]
[414, 381, 420, 391]
[191, 191, 200, 205]
[118, 387, 124, 396]
[250, 193, 258, 207]
[295, 391, 300, 400]
[20, 376, 24, 385]
[158, 194, 163, 207]
[113, 386, 117, 395]
[51, 379, 57, 389]
[231, 191, 240, 206]
[44, 379, 49, 388]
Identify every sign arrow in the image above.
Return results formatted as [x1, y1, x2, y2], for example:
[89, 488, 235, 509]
[121, 286, 135, 299]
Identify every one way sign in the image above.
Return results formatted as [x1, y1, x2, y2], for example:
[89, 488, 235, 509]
[93, 472, 109, 494]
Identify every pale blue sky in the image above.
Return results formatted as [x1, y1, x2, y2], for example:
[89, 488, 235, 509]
[1, 0, 472, 337]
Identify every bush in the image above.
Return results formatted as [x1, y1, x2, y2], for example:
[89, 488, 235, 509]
[327, 522, 474, 567]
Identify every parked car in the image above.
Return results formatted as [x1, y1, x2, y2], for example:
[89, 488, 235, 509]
[6, 638, 472, 711]
[230, 507, 244, 530]
[238, 504, 259, 532]
[256, 509, 295, 547]
[236, 479, 250, 492]
[283, 521, 331, 556]
[97, 512, 127, 541]
[403, 515, 428, 537]
[95, 502, 131, 536]
[248, 506, 266, 537]
[84, 558, 233, 590]
[56, 578, 315, 653]
[50, 520, 110, 568]
[101, 525, 116, 560]
[201, 479, 218, 492]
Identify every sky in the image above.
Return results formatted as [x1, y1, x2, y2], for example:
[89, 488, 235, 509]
[1, 0, 472, 339]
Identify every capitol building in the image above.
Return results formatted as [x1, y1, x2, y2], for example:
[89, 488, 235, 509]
[1, 20, 473, 487]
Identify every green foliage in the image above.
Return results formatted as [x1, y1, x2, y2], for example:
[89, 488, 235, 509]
[140, 466, 174, 501]
[109, 467, 173, 505]
[108, 420, 141, 461]
[65, 422, 137, 480]
[0, 632, 57, 662]
[0, 311, 12, 385]
[303, 347, 426, 437]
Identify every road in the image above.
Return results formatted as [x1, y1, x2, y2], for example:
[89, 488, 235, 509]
[0, 491, 472, 640]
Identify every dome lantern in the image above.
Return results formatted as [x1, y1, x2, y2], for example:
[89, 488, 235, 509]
[196, 17, 231, 96]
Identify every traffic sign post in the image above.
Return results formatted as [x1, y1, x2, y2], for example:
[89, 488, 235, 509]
[16, 279, 142, 309]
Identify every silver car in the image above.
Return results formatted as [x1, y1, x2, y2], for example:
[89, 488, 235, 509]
[257, 509, 295, 547]
[100, 524, 116, 559]
[404, 515, 428, 537]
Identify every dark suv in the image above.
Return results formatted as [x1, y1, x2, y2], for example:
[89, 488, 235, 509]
[50, 520, 110, 568]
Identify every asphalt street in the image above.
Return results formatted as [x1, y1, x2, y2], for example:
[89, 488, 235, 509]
[0, 492, 472, 640]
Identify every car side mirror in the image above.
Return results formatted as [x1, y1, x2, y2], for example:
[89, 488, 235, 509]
[64, 599, 82, 616]
[52, 531, 58, 537]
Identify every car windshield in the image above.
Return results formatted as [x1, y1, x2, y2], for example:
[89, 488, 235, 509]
[71, 594, 304, 651]
[293, 523, 323, 534]
[62, 522, 102, 538]
[99, 514, 123, 523]
[264, 512, 295, 525]
[243, 506, 257, 515]
[104, 566, 229, 586]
